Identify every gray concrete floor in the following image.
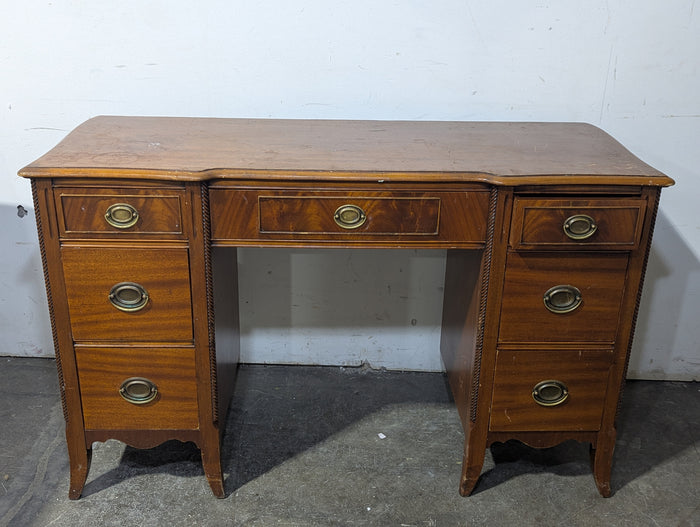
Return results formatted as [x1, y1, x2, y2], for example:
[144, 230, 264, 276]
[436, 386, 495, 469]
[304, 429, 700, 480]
[0, 357, 698, 527]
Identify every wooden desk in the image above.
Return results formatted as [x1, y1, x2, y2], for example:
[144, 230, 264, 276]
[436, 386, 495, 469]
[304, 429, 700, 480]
[20, 117, 674, 499]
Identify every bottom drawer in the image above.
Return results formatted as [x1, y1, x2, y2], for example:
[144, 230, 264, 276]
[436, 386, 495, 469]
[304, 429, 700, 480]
[489, 349, 613, 432]
[76, 346, 199, 430]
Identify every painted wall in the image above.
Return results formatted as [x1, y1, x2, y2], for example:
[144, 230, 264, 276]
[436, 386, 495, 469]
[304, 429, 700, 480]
[1, 1, 698, 379]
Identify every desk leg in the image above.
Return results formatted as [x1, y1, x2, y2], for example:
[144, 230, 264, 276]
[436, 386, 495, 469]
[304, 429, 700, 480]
[442, 189, 510, 497]
[67, 439, 91, 500]
[440, 249, 491, 497]
[201, 440, 225, 498]
[459, 427, 487, 496]
[591, 428, 616, 497]
[191, 186, 240, 498]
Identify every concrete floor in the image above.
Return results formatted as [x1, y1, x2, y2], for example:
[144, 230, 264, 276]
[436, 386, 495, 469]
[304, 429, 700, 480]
[0, 357, 698, 527]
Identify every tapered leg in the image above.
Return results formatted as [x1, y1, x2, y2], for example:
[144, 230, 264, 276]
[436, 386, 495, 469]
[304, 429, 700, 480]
[201, 443, 225, 498]
[459, 431, 488, 496]
[67, 443, 92, 500]
[591, 428, 617, 498]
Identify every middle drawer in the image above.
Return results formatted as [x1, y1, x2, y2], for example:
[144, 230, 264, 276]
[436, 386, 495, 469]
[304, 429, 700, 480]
[61, 246, 193, 342]
[499, 252, 629, 343]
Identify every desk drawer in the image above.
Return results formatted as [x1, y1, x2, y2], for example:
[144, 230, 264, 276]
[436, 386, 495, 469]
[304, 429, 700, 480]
[76, 346, 199, 430]
[61, 246, 193, 342]
[55, 187, 185, 238]
[259, 195, 440, 234]
[498, 252, 628, 343]
[210, 188, 490, 246]
[510, 198, 646, 250]
[490, 349, 613, 432]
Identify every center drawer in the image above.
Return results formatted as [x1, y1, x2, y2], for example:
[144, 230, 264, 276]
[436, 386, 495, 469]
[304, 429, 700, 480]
[258, 195, 441, 234]
[209, 187, 490, 246]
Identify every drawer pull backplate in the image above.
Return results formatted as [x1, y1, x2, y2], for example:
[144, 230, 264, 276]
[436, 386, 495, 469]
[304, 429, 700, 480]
[532, 380, 569, 407]
[108, 282, 149, 312]
[105, 203, 139, 229]
[119, 377, 158, 405]
[543, 285, 582, 314]
[333, 204, 367, 230]
[563, 214, 597, 240]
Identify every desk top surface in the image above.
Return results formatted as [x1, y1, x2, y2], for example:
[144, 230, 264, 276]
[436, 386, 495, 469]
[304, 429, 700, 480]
[19, 116, 673, 187]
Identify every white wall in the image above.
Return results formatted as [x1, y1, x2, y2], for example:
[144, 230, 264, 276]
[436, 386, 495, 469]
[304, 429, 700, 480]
[1, 1, 698, 379]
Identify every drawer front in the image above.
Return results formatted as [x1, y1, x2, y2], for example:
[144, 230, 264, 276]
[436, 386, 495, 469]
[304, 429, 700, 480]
[490, 349, 613, 431]
[510, 198, 646, 250]
[499, 252, 628, 343]
[76, 346, 199, 430]
[210, 188, 490, 246]
[259, 196, 440, 234]
[55, 187, 185, 237]
[61, 247, 193, 342]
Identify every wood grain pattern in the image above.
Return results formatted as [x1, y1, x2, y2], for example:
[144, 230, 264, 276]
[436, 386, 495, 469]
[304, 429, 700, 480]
[440, 250, 484, 426]
[259, 196, 440, 234]
[56, 187, 185, 237]
[19, 116, 674, 187]
[498, 252, 629, 343]
[210, 186, 490, 247]
[510, 198, 646, 250]
[490, 349, 613, 432]
[61, 246, 193, 342]
[76, 346, 198, 429]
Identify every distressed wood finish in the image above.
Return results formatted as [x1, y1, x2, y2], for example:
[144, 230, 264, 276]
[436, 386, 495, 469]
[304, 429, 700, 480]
[21, 117, 672, 187]
[19, 117, 673, 500]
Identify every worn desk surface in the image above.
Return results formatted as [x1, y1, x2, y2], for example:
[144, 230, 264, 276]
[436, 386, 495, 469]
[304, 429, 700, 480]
[20, 116, 672, 187]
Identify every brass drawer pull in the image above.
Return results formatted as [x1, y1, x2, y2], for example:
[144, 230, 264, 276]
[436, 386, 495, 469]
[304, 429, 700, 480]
[532, 380, 569, 407]
[334, 204, 367, 230]
[108, 282, 149, 312]
[543, 285, 582, 314]
[119, 377, 158, 405]
[563, 214, 597, 240]
[105, 203, 139, 229]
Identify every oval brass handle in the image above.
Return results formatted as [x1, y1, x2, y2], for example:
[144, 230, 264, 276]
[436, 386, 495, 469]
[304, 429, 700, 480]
[119, 377, 158, 405]
[543, 285, 582, 314]
[532, 380, 569, 407]
[105, 203, 139, 229]
[334, 204, 367, 230]
[108, 282, 149, 312]
[563, 214, 597, 240]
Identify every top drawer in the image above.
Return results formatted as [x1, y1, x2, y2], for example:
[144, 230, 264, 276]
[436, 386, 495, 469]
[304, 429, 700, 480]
[210, 187, 491, 247]
[54, 187, 185, 238]
[510, 198, 646, 250]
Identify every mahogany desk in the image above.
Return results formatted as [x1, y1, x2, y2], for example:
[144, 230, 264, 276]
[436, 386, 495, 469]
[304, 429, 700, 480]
[19, 117, 674, 499]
